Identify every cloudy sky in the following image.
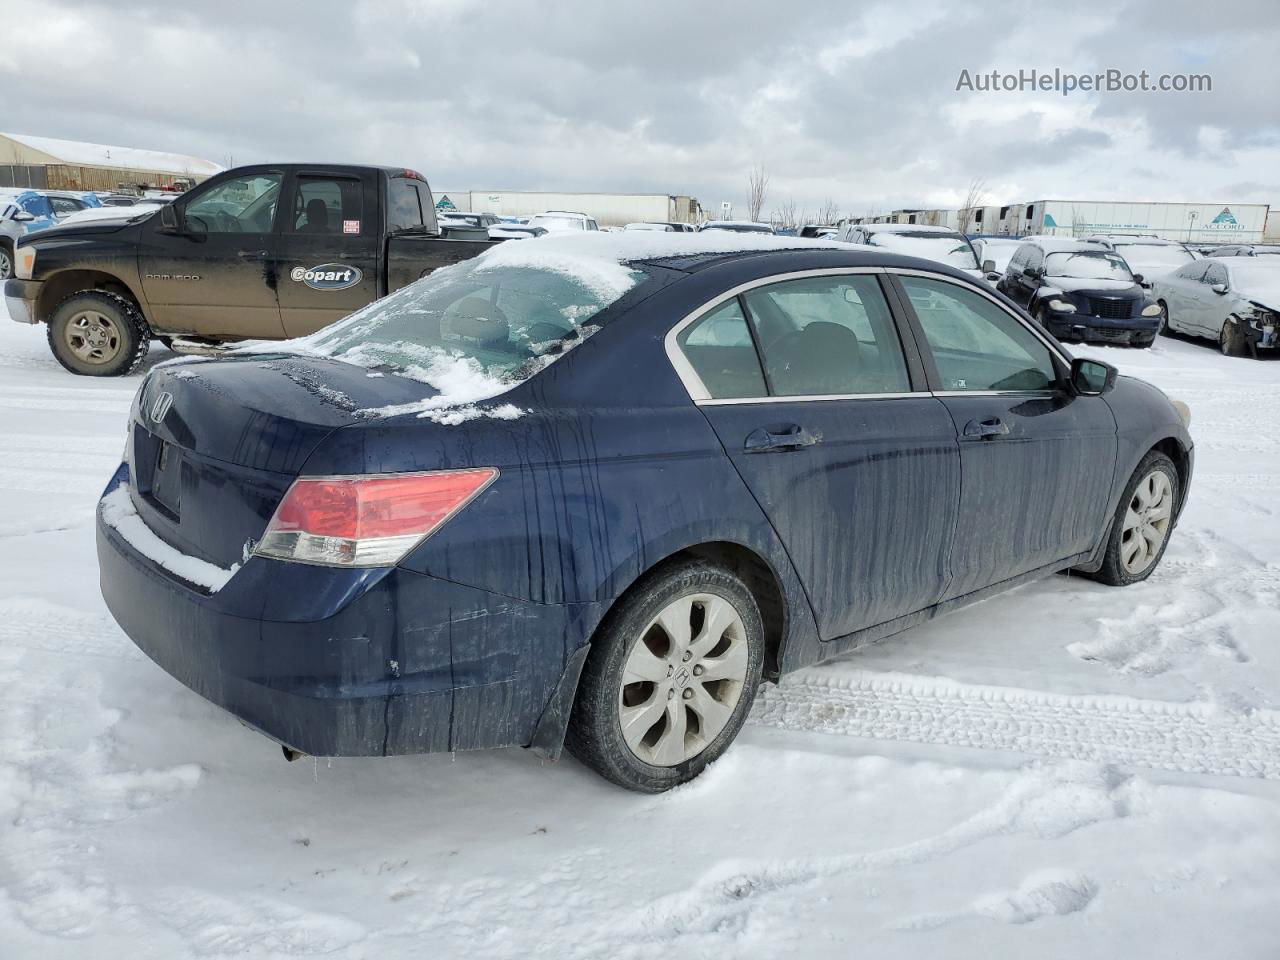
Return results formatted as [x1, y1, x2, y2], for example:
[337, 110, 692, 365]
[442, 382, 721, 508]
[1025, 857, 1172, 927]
[2, 0, 1277, 220]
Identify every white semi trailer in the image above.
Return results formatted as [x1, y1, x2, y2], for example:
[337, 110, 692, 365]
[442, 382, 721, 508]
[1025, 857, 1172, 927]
[1010, 200, 1270, 243]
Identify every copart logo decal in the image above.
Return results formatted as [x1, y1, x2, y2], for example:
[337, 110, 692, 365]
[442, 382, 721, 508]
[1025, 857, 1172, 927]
[290, 263, 362, 291]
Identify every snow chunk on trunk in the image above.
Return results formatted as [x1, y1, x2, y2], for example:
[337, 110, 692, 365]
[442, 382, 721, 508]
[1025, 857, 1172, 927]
[100, 485, 240, 593]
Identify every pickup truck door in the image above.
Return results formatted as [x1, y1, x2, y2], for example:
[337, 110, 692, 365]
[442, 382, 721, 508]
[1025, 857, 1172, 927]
[138, 170, 286, 339]
[273, 170, 382, 338]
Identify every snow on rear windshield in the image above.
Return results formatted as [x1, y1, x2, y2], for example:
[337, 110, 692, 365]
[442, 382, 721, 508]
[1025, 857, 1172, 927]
[868, 232, 979, 270]
[305, 253, 646, 385]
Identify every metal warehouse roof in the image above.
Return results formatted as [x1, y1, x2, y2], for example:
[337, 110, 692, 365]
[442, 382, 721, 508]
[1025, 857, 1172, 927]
[0, 132, 223, 177]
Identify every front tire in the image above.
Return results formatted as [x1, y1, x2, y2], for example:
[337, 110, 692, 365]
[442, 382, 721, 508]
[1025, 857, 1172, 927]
[47, 291, 151, 377]
[566, 561, 765, 792]
[1156, 300, 1170, 336]
[1219, 317, 1249, 358]
[0, 241, 13, 280]
[1093, 451, 1179, 586]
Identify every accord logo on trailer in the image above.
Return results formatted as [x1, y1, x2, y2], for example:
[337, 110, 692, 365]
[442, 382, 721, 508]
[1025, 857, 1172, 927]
[290, 263, 363, 291]
[149, 391, 174, 424]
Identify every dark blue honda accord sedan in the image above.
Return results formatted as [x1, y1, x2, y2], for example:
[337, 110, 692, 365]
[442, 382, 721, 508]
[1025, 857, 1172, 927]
[97, 233, 1194, 792]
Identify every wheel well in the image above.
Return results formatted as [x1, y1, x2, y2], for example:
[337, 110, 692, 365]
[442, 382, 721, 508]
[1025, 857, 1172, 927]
[669, 541, 788, 680]
[39, 270, 144, 323]
[1151, 437, 1190, 511]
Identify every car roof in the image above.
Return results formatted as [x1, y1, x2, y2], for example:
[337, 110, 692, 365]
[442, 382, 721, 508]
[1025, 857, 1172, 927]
[471, 231, 983, 290]
[858, 223, 956, 234]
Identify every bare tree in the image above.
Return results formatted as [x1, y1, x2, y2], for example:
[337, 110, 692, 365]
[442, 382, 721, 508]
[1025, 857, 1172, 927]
[772, 196, 799, 232]
[956, 177, 987, 235]
[816, 197, 840, 226]
[747, 164, 770, 223]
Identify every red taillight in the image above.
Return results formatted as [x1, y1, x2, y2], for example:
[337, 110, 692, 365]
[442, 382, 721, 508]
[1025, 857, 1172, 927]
[256, 469, 497, 567]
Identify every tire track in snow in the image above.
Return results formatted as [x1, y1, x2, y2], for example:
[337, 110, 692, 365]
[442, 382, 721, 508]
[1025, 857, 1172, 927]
[752, 671, 1280, 780]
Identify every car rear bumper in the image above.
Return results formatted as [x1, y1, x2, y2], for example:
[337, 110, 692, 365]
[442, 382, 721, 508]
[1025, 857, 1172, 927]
[4, 278, 39, 324]
[97, 468, 599, 757]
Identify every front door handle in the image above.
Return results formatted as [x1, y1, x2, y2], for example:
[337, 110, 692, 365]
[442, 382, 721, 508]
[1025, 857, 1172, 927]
[744, 425, 821, 453]
[238, 249, 271, 260]
[963, 417, 1011, 440]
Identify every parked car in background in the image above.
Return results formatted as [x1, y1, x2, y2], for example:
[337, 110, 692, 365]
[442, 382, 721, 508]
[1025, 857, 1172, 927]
[528, 211, 600, 232]
[487, 223, 548, 240]
[0, 201, 36, 279]
[95, 232, 1193, 793]
[5, 164, 502, 376]
[999, 237, 1163, 346]
[624, 221, 696, 232]
[97, 193, 143, 207]
[1083, 235, 1196, 289]
[971, 236, 1023, 276]
[837, 223, 1002, 285]
[0, 189, 60, 233]
[699, 220, 774, 234]
[1203, 244, 1280, 259]
[1150, 257, 1280, 357]
[439, 211, 501, 230]
[796, 224, 838, 239]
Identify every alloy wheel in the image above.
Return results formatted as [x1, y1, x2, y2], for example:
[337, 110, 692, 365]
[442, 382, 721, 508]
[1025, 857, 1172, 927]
[0, 248, 11, 280]
[64, 310, 122, 365]
[617, 592, 749, 767]
[1120, 469, 1174, 575]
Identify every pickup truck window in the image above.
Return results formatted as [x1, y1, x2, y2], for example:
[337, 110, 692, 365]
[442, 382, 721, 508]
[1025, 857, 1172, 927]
[289, 175, 362, 234]
[185, 173, 282, 234]
[388, 179, 424, 232]
[307, 258, 645, 381]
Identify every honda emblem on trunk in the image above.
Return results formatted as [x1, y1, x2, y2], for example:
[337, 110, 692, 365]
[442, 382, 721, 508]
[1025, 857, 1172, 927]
[149, 391, 174, 424]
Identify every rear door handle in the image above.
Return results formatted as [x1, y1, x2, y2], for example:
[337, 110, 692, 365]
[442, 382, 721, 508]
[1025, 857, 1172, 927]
[744, 425, 821, 453]
[963, 417, 1010, 440]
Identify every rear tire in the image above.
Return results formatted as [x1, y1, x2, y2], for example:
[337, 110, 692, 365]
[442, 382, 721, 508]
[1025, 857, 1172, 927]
[47, 291, 150, 377]
[565, 560, 765, 793]
[0, 241, 13, 280]
[1092, 451, 1179, 586]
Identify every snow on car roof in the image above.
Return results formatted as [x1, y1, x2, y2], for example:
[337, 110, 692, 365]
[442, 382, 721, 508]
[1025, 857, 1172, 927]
[859, 223, 957, 234]
[472, 230, 846, 301]
[1028, 237, 1108, 255]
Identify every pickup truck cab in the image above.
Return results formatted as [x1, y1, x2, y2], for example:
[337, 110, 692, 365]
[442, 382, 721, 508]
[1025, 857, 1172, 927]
[5, 164, 500, 376]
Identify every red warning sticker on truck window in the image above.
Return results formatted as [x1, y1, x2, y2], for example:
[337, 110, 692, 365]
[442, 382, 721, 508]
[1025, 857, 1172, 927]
[343, 220, 360, 234]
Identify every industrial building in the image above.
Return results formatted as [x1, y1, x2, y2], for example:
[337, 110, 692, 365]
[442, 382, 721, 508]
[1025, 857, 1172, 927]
[958, 199, 1273, 244]
[433, 189, 704, 226]
[0, 132, 222, 192]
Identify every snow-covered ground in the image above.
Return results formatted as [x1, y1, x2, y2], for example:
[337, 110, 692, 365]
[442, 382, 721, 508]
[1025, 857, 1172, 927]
[2, 302, 1279, 958]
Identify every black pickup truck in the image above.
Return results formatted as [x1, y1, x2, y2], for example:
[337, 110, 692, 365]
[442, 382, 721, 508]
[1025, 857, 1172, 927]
[4, 164, 501, 376]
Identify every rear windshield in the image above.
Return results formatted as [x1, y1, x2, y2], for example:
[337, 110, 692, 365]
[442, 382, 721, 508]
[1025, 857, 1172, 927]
[306, 256, 646, 381]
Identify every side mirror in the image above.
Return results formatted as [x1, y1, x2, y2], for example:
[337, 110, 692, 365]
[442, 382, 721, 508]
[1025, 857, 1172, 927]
[1070, 357, 1118, 396]
[157, 204, 181, 234]
[13, 211, 35, 223]
[1132, 273, 1145, 285]
[1023, 266, 1042, 280]
[1210, 282, 1228, 295]
[982, 259, 997, 274]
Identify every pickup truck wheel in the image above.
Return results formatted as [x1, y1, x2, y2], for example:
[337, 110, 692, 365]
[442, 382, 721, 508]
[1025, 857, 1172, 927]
[0, 242, 12, 280]
[47, 291, 151, 377]
[565, 560, 764, 793]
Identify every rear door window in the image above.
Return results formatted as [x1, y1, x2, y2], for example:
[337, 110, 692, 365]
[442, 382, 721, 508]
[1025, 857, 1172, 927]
[901, 276, 1057, 391]
[288, 176, 363, 235]
[743, 275, 910, 396]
